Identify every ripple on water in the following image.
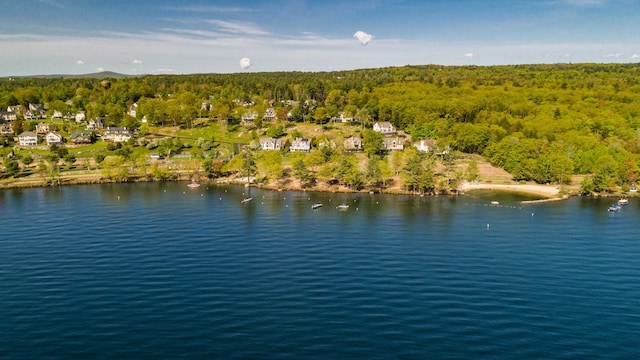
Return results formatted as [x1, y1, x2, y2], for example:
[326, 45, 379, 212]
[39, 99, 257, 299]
[2, 184, 640, 359]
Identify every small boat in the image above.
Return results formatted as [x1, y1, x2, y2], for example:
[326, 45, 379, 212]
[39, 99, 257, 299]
[490, 201, 499, 205]
[336, 204, 349, 210]
[312, 203, 323, 209]
[608, 203, 620, 212]
[618, 198, 629, 205]
[187, 181, 200, 188]
[241, 197, 253, 204]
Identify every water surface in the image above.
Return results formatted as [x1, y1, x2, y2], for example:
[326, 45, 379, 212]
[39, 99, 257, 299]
[1, 183, 639, 359]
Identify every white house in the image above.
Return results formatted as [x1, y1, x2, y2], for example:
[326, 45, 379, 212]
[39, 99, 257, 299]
[75, 111, 86, 123]
[18, 131, 38, 146]
[52, 110, 63, 119]
[45, 132, 64, 145]
[26, 103, 45, 119]
[263, 108, 276, 122]
[87, 117, 104, 131]
[127, 103, 138, 118]
[102, 127, 132, 142]
[290, 137, 311, 152]
[35, 122, 50, 136]
[415, 139, 437, 153]
[241, 110, 258, 124]
[0, 123, 14, 135]
[337, 112, 354, 123]
[373, 121, 396, 135]
[0, 111, 17, 121]
[344, 136, 363, 152]
[259, 137, 283, 151]
[382, 137, 404, 151]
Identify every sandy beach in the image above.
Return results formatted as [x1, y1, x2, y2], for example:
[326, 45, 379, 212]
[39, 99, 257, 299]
[458, 182, 563, 198]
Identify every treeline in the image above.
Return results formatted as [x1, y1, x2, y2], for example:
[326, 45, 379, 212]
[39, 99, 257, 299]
[2, 63, 640, 191]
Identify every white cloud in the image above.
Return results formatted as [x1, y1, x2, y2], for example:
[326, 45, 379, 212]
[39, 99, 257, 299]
[603, 53, 623, 58]
[38, 0, 65, 9]
[97, 67, 104, 72]
[206, 19, 268, 36]
[465, 53, 474, 59]
[132, 59, 143, 65]
[353, 31, 374, 46]
[631, 54, 640, 60]
[163, 5, 247, 13]
[239, 57, 251, 69]
[76, 60, 85, 65]
[562, 0, 607, 6]
[151, 68, 175, 73]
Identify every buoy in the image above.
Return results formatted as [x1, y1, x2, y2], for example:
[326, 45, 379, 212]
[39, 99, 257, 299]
[487, 224, 490, 229]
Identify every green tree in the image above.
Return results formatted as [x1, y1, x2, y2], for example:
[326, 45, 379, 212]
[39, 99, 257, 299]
[241, 149, 257, 181]
[4, 159, 20, 177]
[466, 158, 479, 181]
[592, 155, 618, 192]
[293, 158, 313, 185]
[203, 159, 224, 178]
[365, 157, 382, 188]
[362, 129, 383, 158]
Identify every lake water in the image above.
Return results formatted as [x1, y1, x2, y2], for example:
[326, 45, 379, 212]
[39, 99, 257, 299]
[1, 183, 639, 359]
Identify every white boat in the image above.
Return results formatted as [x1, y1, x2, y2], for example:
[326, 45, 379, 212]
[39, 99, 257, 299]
[187, 181, 200, 188]
[337, 204, 349, 210]
[241, 197, 253, 204]
[312, 203, 323, 209]
[608, 203, 620, 212]
[490, 201, 499, 205]
[618, 198, 629, 205]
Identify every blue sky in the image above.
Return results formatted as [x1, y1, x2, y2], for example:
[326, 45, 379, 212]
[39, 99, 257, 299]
[1, 0, 639, 76]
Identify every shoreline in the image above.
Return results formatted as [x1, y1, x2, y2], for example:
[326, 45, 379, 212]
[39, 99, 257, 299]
[2, 171, 577, 202]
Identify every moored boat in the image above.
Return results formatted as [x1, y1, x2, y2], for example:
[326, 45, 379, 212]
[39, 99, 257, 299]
[337, 204, 349, 210]
[608, 203, 620, 212]
[312, 203, 323, 209]
[618, 198, 629, 205]
[241, 197, 253, 204]
[187, 180, 200, 188]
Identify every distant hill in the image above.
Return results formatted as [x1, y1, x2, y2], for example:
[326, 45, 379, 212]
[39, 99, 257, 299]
[4, 71, 142, 79]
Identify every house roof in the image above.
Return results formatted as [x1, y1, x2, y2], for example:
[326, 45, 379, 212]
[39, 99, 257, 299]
[375, 121, 393, 127]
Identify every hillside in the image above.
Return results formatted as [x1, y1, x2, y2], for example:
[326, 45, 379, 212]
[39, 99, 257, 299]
[1, 63, 639, 195]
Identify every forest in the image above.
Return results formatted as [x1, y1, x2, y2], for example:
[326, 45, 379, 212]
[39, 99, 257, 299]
[1, 63, 640, 194]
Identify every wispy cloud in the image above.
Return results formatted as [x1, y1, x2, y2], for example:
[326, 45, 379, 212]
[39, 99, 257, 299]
[151, 68, 175, 74]
[560, 0, 607, 6]
[37, 0, 65, 9]
[205, 19, 269, 36]
[161, 28, 224, 39]
[631, 54, 640, 60]
[132, 59, 143, 65]
[76, 60, 84, 65]
[163, 5, 249, 13]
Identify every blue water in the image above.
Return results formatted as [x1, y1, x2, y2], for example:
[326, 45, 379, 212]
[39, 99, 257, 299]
[1, 183, 639, 359]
